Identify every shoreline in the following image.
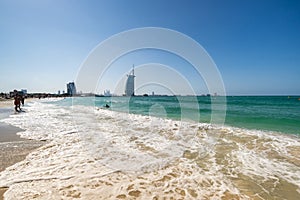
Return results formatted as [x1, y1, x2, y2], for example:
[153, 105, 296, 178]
[0, 100, 299, 199]
[0, 100, 44, 200]
[0, 124, 44, 200]
[0, 98, 300, 199]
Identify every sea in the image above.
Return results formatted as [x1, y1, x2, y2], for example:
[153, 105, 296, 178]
[0, 96, 299, 199]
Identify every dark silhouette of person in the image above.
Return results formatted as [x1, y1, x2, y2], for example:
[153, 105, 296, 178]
[14, 95, 21, 112]
[21, 96, 25, 106]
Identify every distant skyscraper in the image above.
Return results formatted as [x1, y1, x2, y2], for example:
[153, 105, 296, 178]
[67, 82, 76, 96]
[125, 66, 135, 96]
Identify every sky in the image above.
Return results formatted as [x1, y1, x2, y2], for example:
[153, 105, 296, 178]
[0, 0, 299, 95]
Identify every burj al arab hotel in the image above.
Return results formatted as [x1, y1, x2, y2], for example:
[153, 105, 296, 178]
[125, 66, 135, 96]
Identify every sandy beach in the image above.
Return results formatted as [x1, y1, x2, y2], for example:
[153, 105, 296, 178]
[0, 97, 37, 109]
[0, 99, 44, 200]
[0, 99, 13, 109]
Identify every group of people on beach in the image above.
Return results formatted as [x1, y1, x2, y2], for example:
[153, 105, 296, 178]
[14, 95, 25, 112]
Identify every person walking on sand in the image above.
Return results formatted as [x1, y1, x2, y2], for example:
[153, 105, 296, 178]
[14, 95, 21, 112]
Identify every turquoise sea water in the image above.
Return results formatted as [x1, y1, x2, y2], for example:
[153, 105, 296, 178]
[55, 96, 300, 136]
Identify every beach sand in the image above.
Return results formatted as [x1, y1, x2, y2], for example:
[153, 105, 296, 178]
[0, 99, 13, 109]
[0, 124, 43, 200]
[0, 98, 35, 109]
[0, 189, 6, 200]
[0, 124, 21, 199]
[0, 99, 44, 200]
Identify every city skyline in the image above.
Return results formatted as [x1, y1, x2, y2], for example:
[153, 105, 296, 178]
[0, 0, 299, 95]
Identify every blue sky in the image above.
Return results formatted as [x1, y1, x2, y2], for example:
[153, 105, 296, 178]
[0, 0, 299, 95]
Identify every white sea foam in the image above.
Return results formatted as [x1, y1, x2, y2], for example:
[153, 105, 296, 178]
[0, 100, 299, 199]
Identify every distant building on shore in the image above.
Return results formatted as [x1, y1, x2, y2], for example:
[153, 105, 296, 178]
[21, 89, 27, 95]
[9, 89, 26, 97]
[125, 66, 135, 96]
[104, 90, 112, 97]
[67, 82, 77, 96]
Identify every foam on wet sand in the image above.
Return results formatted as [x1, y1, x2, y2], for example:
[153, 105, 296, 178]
[0, 101, 299, 199]
[0, 102, 44, 200]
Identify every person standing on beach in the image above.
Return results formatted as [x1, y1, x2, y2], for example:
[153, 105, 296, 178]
[14, 95, 21, 112]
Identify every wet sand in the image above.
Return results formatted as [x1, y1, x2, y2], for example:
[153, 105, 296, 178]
[0, 190, 6, 200]
[0, 124, 43, 200]
[0, 124, 23, 200]
[0, 104, 44, 200]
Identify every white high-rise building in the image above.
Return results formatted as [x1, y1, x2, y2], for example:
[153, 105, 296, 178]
[125, 66, 135, 96]
[67, 82, 76, 96]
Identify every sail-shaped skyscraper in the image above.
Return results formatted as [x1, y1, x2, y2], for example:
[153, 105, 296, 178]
[125, 66, 135, 96]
